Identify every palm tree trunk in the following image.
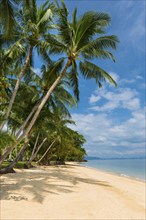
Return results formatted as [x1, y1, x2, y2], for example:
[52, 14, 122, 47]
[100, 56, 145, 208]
[0, 99, 41, 166]
[0, 147, 11, 167]
[37, 139, 56, 163]
[0, 46, 33, 131]
[26, 137, 47, 167]
[0, 139, 30, 174]
[0, 59, 71, 171]
[19, 59, 71, 142]
[0, 131, 27, 167]
[16, 99, 42, 138]
[30, 133, 40, 159]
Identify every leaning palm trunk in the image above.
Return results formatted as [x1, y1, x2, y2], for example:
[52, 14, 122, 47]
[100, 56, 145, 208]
[26, 137, 47, 168]
[30, 133, 40, 159]
[22, 59, 71, 138]
[0, 99, 41, 166]
[0, 147, 11, 167]
[0, 59, 71, 173]
[0, 139, 30, 174]
[0, 46, 33, 131]
[16, 98, 42, 138]
[37, 139, 56, 163]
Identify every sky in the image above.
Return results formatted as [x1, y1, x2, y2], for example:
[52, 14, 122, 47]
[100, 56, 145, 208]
[36, 0, 146, 158]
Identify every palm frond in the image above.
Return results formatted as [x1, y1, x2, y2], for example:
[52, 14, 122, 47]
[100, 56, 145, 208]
[81, 49, 116, 61]
[68, 60, 79, 101]
[55, 0, 72, 46]
[75, 11, 111, 50]
[37, 8, 52, 27]
[79, 60, 117, 87]
[6, 39, 25, 59]
[0, 131, 15, 150]
[0, 0, 17, 37]
[37, 35, 66, 54]
[72, 8, 77, 32]
[54, 84, 77, 107]
[80, 35, 119, 55]
[42, 58, 65, 86]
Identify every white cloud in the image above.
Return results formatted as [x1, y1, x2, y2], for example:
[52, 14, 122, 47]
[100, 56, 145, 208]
[89, 87, 140, 112]
[89, 94, 101, 104]
[70, 107, 145, 158]
[136, 75, 143, 80]
[69, 69, 145, 158]
[120, 79, 135, 84]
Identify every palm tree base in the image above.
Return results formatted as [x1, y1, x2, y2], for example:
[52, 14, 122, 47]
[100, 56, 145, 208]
[24, 163, 34, 169]
[0, 167, 16, 174]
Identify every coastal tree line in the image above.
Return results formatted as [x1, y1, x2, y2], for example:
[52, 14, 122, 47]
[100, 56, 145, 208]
[0, 0, 119, 173]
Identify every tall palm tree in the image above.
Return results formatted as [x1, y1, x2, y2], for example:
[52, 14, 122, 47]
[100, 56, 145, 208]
[0, 1, 119, 173]
[0, 0, 54, 130]
[0, 71, 76, 171]
[19, 1, 119, 140]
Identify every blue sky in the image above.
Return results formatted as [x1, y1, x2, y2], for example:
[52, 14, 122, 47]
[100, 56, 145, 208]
[36, 0, 145, 158]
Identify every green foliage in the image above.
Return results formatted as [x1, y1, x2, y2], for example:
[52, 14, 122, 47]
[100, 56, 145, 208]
[0, 0, 119, 169]
[1, 161, 29, 169]
[0, 131, 15, 155]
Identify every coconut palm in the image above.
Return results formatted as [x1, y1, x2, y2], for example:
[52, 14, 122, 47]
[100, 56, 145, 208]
[0, 0, 54, 130]
[19, 0, 119, 140]
[0, 1, 119, 173]
[37, 108, 75, 164]
[0, 71, 76, 171]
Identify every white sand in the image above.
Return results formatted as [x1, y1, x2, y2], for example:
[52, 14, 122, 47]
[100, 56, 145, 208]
[0, 163, 145, 219]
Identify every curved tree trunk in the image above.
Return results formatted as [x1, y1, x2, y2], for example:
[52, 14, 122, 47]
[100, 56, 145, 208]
[37, 139, 56, 163]
[23, 59, 71, 138]
[16, 99, 42, 138]
[30, 133, 40, 159]
[0, 46, 33, 131]
[0, 59, 71, 172]
[0, 139, 30, 174]
[26, 137, 47, 168]
[0, 147, 11, 167]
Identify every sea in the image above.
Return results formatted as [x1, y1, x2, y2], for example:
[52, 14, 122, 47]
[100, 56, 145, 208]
[81, 158, 146, 181]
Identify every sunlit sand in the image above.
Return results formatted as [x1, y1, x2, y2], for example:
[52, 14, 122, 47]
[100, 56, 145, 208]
[1, 163, 145, 219]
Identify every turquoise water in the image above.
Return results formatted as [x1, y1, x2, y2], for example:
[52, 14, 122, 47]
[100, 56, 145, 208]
[82, 158, 146, 181]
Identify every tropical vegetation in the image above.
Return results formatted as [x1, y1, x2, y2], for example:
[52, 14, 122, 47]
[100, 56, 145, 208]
[0, 0, 119, 174]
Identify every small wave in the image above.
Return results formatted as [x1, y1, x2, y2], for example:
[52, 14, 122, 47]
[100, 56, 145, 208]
[120, 173, 129, 178]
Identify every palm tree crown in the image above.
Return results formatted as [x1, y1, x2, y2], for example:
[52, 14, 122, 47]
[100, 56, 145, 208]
[47, 1, 119, 100]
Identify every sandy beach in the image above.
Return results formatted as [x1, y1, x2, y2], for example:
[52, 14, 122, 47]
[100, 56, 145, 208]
[0, 162, 145, 220]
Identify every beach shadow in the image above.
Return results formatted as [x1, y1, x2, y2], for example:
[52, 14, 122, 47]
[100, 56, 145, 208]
[0, 166, 111, 204]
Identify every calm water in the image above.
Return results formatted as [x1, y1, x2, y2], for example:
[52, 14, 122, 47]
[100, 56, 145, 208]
[82, 158, 146, 181]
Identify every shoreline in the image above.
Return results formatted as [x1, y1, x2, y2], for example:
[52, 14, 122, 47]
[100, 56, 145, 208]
[80, 158, 146, 182]
[80, 162, 146, 183]
[1, 162, 145, 219]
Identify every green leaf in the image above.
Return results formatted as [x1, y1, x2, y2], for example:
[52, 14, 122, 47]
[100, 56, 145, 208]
[37, 8, 52, 26]
[80, 60, 117, 87]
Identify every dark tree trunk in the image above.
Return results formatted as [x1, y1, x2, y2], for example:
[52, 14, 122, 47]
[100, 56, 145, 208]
[0, 139, 29, 174]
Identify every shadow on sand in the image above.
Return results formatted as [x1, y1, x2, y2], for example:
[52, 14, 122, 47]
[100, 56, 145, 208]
[0, 165, 111, 204]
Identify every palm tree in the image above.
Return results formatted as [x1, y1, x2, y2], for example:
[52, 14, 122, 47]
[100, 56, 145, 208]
[0, 1, 119, 173]
[0, 0, 54, 130]
[0, 131, 15, 164]
[19, 0, 119, 141]
[37, 108, 75, 164]
[0, 71, 76, 171]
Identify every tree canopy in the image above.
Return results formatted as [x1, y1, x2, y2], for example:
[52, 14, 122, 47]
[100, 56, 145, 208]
[0, 0, 119, 173]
